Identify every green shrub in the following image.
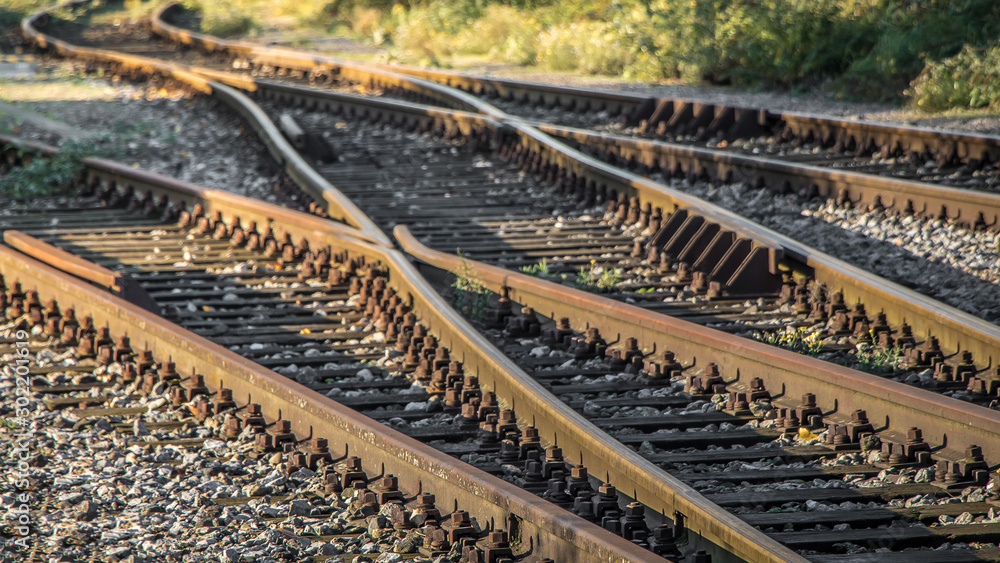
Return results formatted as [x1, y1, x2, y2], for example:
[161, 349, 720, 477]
[455, 5, 540, 64]
[175, 0, 1000, 108]
[909, 44, 1000, 112]
[182, 0, 259, 37]
[4, 136, 110, 198]
[536, 21, 631, 74]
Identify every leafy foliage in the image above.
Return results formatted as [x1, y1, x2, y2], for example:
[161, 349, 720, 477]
[3, 136, 111, 198]
[909, 45, 1000, 111]
[852, 344, 902, 375]
[452, 253, 491, 320]
[574, 263, 621, 293]
[519, 258, 550, 276]
[753, 326, 824, 355]
[178, 0, 1000, 108]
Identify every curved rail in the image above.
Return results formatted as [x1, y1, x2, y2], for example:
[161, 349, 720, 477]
[397, 224, 1000, 466]
[0, 249, 663, 563]
[152, 2, 1000, 168]
[543, 124, 1000, 233]
[20, 2, 391, 247]
[151, 3, 506, 121]
[23, 0, 1000, 413]
[2, 131, 809, 561]
[0, 170, 685, 563]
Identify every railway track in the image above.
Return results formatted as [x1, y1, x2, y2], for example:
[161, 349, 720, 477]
[33, 1, 1000, 247]
[0, 169, 679, 563]
[7, 136, 1000, 563]
[150, 3, 1000, 224]
[25, 0, 1000, 359]
[10, 1, 1000, 561]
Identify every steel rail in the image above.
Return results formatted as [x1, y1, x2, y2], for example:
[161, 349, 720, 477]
[21, 6, 791, 287]
[20, 2, 1000, 396]
[396, 224, 1000, 472]
[150, 3, 507, 121]
[151, 2, 1000, 167]
[2, 133, 807, 561]
[235, 79, 1000, 372]
[14, 3, 1000, 559]
[0, 203, 677, 563]
[541, 123, 1000, 233]
[2, 229, 160, 314]
[19, 3, 391, 247]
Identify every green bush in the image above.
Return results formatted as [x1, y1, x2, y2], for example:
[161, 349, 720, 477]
[455, 5, 539, 64]
[182, 0, 259, 37]
[4, 137, 110, 198]
[909, 44, 1000, 111]
[176, 0, 1000, 109]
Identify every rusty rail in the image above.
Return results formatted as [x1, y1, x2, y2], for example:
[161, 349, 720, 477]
[395, 224, 1000, 467]
[23, 0, 1000, 365]
[152, 2, 1000, 167]
[19, 3, 390, 247]
[1, 123, 805, 559]
[0, 203, 684, 563]
[2, 229, 160, 314]
[542, 124, 1000, 233]
[151, 3, 506, 121]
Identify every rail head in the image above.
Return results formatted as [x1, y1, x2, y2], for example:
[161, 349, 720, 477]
[14, 145, 801, 560]
[540, 123, 1000, 235]
[0, 229, 669, 563]
[19, 2, 391, 247]
[389, 226, 807, 563]
[395, 224, 1000, 466]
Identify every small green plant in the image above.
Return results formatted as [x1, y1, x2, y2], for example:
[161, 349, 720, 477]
[574, 263, 622, 293]
[519, 258, 550, 277]
[754, 326, 824, 356]
[4, 136, 113, 198]
[452, 252, 491, 321]
[853, 344, 902, 375]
